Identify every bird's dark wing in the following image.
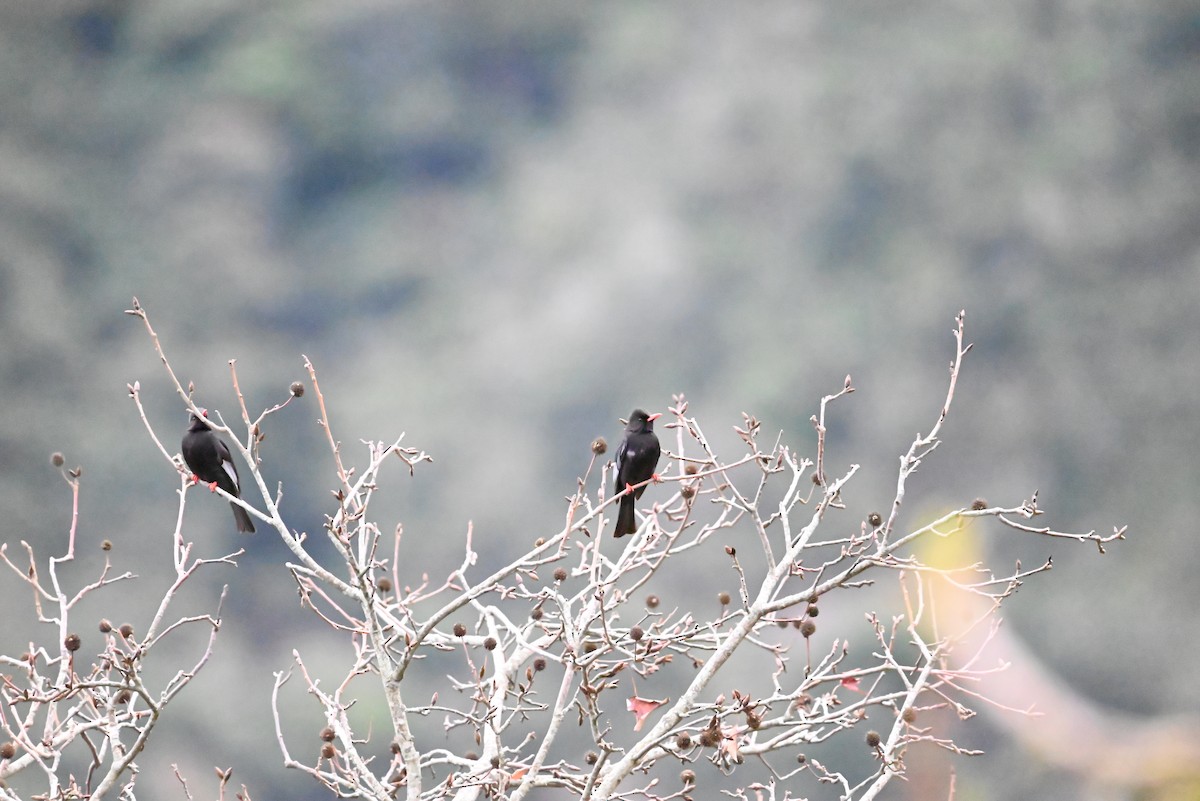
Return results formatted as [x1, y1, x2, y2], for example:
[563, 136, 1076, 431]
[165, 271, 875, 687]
[215, 438, 240, 493]
[614, 435, 631, 492]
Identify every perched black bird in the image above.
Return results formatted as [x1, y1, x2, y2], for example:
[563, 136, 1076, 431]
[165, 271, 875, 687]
[181, 410, 255, 533]
[613, 409, 662, 538]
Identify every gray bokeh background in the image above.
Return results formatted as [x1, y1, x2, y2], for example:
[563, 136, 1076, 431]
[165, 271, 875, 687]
[1, 2, 1196, 798]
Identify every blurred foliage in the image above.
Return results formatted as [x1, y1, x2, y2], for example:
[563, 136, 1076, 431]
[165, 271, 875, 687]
[0, 1, 1197, 798]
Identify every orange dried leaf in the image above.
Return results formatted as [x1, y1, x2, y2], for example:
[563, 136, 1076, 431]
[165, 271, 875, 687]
[720, 727, 742, 761]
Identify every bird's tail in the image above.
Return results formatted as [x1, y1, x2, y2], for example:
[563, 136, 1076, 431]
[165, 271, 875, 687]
[231, 502, 256, 534]
[614, 495, 636, 538]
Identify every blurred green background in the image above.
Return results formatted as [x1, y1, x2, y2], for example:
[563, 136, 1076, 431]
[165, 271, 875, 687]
[1, 1, 1197, 798]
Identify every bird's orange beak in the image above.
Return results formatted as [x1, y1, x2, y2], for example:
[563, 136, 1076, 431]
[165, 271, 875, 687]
[647, 413, 662, 422]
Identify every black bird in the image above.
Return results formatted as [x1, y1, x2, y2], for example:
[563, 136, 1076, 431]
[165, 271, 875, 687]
[181, 410, 255, 533]
[613, 409, 662, 538]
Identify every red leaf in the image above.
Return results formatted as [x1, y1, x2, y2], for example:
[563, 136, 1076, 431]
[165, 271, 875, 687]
[840, 676, 863, 693]
[626, 695, 668, 731]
